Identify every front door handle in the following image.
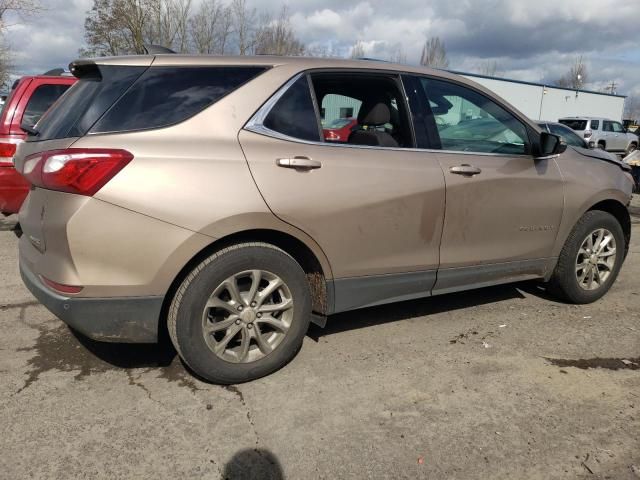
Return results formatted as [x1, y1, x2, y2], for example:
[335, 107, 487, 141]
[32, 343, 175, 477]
[450, 164, 482, 176]
[276, 156, 322, 170]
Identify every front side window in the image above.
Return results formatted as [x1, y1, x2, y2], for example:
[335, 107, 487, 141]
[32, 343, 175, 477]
[612, 122, 624, 133]
[603, 121, 613, 132]
[262, 75, 320, 142]
[417, 77, 528, 154]
[22, 84, 71, 130]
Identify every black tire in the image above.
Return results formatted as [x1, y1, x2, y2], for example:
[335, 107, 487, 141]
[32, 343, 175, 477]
[597, 142, 606, 150]
[168, 242, 311, 384]
[547, 210, 625, 304]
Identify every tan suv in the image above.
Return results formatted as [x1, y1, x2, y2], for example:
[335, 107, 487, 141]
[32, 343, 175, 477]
[15, 55, 634, 383]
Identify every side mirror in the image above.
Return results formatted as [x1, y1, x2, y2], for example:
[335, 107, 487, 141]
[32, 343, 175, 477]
[537, 131, 567, 157]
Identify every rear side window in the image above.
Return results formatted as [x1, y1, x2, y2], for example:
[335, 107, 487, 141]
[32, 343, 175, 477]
[559, 119, 587, 131]
[22, 84, 71, 129]
[590, 120, 599, 130]
[36, 66, 146, 140]
[92, 66, 266, 133]
[263, 75, 320, 142]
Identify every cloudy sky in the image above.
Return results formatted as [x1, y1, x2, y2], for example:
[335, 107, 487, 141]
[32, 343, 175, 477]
[6, 0, 640, 98]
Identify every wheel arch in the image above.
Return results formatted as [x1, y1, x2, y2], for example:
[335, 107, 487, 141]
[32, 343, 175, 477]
[160, 228, 333, 339]
[586, 199, 631, 258]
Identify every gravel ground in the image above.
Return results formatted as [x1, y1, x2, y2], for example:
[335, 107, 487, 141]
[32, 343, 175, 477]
[0, 203, 639, 479]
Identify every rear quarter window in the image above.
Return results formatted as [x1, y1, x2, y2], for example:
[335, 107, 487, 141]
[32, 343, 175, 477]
[590, 120, 599, 130]
[22, 84, 71, 129]
[92, 66, 266, 133]
[559, 119, 587, 131]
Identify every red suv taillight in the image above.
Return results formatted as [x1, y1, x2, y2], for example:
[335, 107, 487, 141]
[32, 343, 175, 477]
[0, 139, 22, 165]
[22, 148, 133, 196]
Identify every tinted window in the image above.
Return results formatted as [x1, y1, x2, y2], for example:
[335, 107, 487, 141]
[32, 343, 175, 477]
[21, 84, 71, 129]
[36, 66, 146, 140]
[418, 78, 528, 154]
[603, 121, 613, 132]
[547, 123, 585, 148]
[263, 75, 320, 142]
[559, 119, 588, 131]
[590, 120, 599, 130]
[93, 66, 265, 133]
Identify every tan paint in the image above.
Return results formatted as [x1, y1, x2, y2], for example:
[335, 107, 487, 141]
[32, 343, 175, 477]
[14, 54, 633, 308]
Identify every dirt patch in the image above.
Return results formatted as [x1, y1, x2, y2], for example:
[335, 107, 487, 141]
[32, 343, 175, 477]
[546, 357, 640, 371]
[14, 321, 202, 393]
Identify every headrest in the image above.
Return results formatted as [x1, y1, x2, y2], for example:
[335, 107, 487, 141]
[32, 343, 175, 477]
[358, 102, 390, 126]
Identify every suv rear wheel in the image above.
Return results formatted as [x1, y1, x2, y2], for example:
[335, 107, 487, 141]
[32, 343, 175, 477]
[547, 210, 625, 303]
[168, 242, 311, 384]
[626, 142, 637, 157]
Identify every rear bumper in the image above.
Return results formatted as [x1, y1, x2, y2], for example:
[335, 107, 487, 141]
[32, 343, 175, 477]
[0, 166, 29, 214]
[20, 259, 163, 343]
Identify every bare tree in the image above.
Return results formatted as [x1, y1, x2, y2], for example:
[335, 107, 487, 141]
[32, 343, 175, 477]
[554, 56, 588, 89]
[0, 0, 42, 25]
[388, 44, 406, 64]
[254, 6, 304, 56]
[83, 0, 193, 56]
[188, 0, 222, 54]
[0, 37, 11, 88]
[350, 40, 365, 59]
[478, 60, 501, 77]
[420, 36, 449, 69]
[230, 0, 257, 55]
[145, 0, 192, 52]
[624, 95, 640, 121]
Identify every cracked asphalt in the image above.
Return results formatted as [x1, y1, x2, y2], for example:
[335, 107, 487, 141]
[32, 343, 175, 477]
[1, 200, 639, 479]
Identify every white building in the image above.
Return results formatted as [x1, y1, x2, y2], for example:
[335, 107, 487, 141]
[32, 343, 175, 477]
[458, 71, 626, 122]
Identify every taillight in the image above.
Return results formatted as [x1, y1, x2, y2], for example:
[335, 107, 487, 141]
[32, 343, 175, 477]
[584, 130, 592, 139]
[0, 140, 21, 165]
[22, 148, 133, 196]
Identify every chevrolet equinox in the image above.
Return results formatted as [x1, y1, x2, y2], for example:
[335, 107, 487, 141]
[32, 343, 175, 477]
[15, 55, 634, 383]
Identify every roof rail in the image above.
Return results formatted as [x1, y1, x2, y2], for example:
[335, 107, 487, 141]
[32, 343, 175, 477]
[143, 44, 176, 54]
[356, 57, 389, 62]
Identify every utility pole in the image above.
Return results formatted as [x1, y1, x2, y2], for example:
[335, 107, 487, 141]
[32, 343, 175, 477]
[605, 81, 618, 95]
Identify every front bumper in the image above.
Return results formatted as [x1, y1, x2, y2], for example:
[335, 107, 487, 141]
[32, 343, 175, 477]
[20, 260, 163, 343]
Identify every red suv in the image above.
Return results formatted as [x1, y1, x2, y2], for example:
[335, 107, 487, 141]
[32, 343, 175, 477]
[0, 73, 75, 214]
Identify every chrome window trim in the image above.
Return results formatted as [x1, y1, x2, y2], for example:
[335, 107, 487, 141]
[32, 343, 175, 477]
[243, 71, 532, 159]
[245, 72, 304, 130]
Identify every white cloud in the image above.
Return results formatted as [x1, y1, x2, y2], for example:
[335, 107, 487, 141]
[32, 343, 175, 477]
[4, 0, 640, 99]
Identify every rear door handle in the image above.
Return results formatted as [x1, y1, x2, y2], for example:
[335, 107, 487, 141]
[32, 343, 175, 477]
[450, 164, 482, 176]
[276, 156, 322, 170]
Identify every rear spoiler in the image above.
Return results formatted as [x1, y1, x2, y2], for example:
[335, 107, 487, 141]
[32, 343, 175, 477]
[68, 60, 102, 80]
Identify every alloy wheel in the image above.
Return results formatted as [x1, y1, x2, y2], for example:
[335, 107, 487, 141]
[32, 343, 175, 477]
[575, 228, 617, 291]
[201, 270, 294, 363]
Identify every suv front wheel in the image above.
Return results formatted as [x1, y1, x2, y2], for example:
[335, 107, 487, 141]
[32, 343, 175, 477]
[548, 210, 625, 303]
[168, 242, 312, 384]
